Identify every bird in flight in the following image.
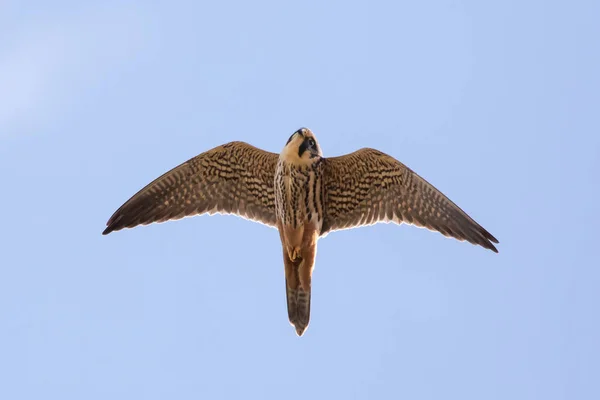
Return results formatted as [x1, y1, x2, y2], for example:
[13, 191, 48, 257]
[103, 127, 498, 336]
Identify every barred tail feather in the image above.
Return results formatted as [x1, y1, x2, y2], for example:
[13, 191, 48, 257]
[286, 283, 311, 336]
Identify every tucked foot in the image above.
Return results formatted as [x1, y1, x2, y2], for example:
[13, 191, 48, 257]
[289, 246, 302, 262]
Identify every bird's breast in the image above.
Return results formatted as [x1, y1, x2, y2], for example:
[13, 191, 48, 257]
[275, 159, 324, 231]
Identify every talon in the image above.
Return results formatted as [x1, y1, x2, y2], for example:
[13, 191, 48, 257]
[290, 247, 302, 262]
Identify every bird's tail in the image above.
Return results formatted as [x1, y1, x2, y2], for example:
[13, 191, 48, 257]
[286, 280, 311, 336]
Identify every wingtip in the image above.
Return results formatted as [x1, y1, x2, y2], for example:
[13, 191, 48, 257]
[487, 234, 499, 253]
[484, 239, 499, 253]
[102, 213, 124, 235]
[102, 218, 119, 235]
[479, 228, 499, 252]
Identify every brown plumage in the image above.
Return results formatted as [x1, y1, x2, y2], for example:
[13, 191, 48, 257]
[103, 127, 499, 336]
[321, 148, 498, 252]
[102, 142, 279, 234]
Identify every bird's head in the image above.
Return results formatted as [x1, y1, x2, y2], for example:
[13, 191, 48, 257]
[280, 127, 322, 164]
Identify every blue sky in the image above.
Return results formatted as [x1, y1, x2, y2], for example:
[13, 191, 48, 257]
[1, 1, 598, 399]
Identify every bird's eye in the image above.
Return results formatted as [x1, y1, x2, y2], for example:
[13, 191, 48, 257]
[308, 139, 316, 147]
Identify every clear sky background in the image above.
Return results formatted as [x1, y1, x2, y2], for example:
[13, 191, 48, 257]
[1, 1, 598, 399]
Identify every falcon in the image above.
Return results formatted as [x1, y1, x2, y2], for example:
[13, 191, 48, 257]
[103, 127, 499, 336]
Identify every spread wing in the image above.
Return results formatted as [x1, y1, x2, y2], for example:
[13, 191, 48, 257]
[321, 148, 499, 252]
[103, 141, 279, 235]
